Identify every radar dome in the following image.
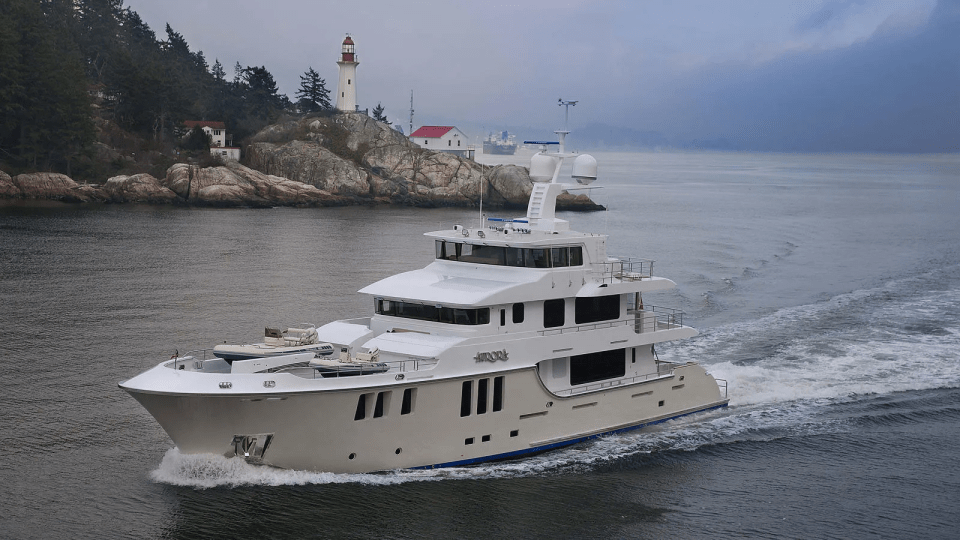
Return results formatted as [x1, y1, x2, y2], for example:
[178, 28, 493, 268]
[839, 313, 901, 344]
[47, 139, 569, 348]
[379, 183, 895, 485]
[572, 154, 597, 185]
[529, 152, 560, 183]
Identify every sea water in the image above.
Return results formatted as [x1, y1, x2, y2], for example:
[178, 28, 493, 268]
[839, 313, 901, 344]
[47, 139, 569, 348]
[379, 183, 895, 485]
[1, 151, 958, 538]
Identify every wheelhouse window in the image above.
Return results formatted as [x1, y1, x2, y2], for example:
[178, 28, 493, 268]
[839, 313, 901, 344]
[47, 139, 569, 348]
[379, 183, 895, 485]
[575, 294, 621, 324]
[436, 241, 582, 269]
[376, 299, 490, 325]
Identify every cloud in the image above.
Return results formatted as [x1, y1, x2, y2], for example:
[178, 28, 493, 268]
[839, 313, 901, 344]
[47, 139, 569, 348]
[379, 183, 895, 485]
[632, 0, 959, 152]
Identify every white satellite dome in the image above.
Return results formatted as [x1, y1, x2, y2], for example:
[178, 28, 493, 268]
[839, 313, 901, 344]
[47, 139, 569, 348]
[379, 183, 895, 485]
[572, 154, 597, 185]
[529, 152, 560, 183]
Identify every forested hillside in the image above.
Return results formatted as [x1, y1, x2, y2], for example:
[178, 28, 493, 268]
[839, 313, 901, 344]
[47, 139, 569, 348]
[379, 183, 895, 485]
[0, 0, 327, 181]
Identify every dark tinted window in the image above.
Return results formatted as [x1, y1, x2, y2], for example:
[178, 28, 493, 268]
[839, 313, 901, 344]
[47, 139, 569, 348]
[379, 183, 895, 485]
[513, 303, 524, 324]
[544, 299, 565, 328]
[460, 381, 472, 417]
[575, 295, 621, 324]
[570, 349, 626, 386]
[377, 300, 489, 325]
[493, 376, 504, 412]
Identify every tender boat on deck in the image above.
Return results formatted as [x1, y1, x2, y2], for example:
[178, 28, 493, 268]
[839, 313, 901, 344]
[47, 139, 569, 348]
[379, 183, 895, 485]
[120, 111, 728, 473]
[211, 326, 334, 362]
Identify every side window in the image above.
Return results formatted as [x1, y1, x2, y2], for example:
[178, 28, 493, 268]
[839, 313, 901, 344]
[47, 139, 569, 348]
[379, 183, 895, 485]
[570, 349, 626, 386]
[551, 247, 568, 267]
[543, 298, 565, 328]
[493, 376, 504, 412]
[460, 380, 472, 417]
[575, 294, 621, 324]
[401, 388, 415, 415]
[513, 303, 524, 324]
[569, 246, 583, 266]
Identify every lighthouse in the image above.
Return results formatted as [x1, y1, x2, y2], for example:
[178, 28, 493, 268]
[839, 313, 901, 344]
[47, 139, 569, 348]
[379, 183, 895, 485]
[335, 35, 358, 112]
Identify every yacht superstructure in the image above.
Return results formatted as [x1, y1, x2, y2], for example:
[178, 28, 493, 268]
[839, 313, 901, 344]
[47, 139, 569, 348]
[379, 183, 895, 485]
[120, 119, 728, 473]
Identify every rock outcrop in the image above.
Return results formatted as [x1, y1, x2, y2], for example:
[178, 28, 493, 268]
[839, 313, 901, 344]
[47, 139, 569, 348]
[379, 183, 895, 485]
[0, 170, 17, 198]
[1, 171, 102, 202]
[163, 160, 350, 207]
[102, 173, 179, 204]
[0, 112, 603, 210]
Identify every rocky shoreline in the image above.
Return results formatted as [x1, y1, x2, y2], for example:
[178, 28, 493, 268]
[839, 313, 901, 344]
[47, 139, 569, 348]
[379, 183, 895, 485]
[0, 114, 603, 211]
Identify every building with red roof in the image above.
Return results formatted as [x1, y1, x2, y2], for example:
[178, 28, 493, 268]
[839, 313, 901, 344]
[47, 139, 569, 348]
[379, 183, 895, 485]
[410, 126, 472, 158]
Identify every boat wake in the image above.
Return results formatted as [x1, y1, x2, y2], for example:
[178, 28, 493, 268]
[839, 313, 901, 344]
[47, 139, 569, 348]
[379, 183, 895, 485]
[151, 271, 960, 488]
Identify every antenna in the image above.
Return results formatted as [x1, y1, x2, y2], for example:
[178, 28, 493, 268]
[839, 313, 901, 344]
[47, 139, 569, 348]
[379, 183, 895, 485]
[558, 99, 578, 131]
[478, 163, 484, 228]
[409, 91, 414, 136]
[556, 99, 577, 153]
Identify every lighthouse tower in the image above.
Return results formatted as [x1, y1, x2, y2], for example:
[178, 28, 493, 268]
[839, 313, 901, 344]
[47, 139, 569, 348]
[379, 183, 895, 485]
[335, 35, 358, 112]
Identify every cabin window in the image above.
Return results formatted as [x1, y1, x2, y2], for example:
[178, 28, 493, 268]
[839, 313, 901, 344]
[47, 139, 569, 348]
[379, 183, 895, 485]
[493, 376, 504, 412]
[373, 392, 387, 418]
[513, 303, 524, 324]
[460, 380, 472, 417]
[570, 349, 626, 386]
[544, 299, 565, 328]
[477, 378, 489, 415]
[575, 294, 621, 324]
[401, 388, 415, 415]
[354, 393, 370, 420]
[500, 309, 506, 326]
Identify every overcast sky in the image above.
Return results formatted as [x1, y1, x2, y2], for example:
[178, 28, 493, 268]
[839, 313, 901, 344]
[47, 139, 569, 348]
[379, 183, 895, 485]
[123, 0, 958, 152]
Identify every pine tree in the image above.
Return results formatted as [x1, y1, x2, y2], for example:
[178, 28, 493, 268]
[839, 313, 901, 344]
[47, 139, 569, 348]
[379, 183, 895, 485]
[295, 67, 331, 112]
[372, 102, 390, 124]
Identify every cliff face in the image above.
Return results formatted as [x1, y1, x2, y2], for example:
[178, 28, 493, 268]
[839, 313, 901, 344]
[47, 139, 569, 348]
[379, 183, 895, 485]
[0, 113, 602, 210]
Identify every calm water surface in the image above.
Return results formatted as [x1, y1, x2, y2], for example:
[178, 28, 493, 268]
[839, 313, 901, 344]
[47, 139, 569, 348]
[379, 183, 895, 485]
[2, 151, 959, 539]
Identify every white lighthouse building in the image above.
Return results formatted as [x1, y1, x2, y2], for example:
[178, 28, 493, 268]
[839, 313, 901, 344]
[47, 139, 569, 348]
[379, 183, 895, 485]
[335, 35, 358, 112]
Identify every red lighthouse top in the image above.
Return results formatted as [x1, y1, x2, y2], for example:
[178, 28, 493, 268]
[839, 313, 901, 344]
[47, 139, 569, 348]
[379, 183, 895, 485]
[340, 35, 356, 62]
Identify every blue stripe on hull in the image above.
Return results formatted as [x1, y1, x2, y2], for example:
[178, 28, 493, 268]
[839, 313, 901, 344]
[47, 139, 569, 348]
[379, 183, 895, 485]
[412, 402, 729, 470]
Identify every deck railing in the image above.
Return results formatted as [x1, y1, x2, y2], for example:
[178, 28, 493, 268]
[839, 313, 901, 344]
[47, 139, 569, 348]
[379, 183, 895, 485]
[537, 304, 686, 337]
[593, 257, 655, 284]
[164, 349, 438, 378]
[628, 305, 686, 333]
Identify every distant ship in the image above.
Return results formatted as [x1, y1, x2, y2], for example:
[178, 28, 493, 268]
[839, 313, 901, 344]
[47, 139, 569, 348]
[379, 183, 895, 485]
[483, 131, 517, 155]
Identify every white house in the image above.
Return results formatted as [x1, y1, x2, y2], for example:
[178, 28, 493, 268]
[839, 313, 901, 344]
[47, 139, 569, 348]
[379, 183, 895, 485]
[410, 126, 472, 158]
[183, 120, 241, 160]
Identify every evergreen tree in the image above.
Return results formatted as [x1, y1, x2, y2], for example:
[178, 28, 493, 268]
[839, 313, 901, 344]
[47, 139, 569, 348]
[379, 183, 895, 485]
[372, 102, 389, 124]
[243, 66, 283, 119]
[0, 0, 94, 172]
[181, 125, 210, 152]
[295, 67, 331, 112]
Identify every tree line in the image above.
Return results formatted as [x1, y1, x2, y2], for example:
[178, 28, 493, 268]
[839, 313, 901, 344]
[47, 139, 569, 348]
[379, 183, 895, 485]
[0, 0, 335, 179]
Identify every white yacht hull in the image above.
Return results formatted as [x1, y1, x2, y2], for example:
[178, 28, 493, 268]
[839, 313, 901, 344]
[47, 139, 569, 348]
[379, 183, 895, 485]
[121, 362, 726, 473]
